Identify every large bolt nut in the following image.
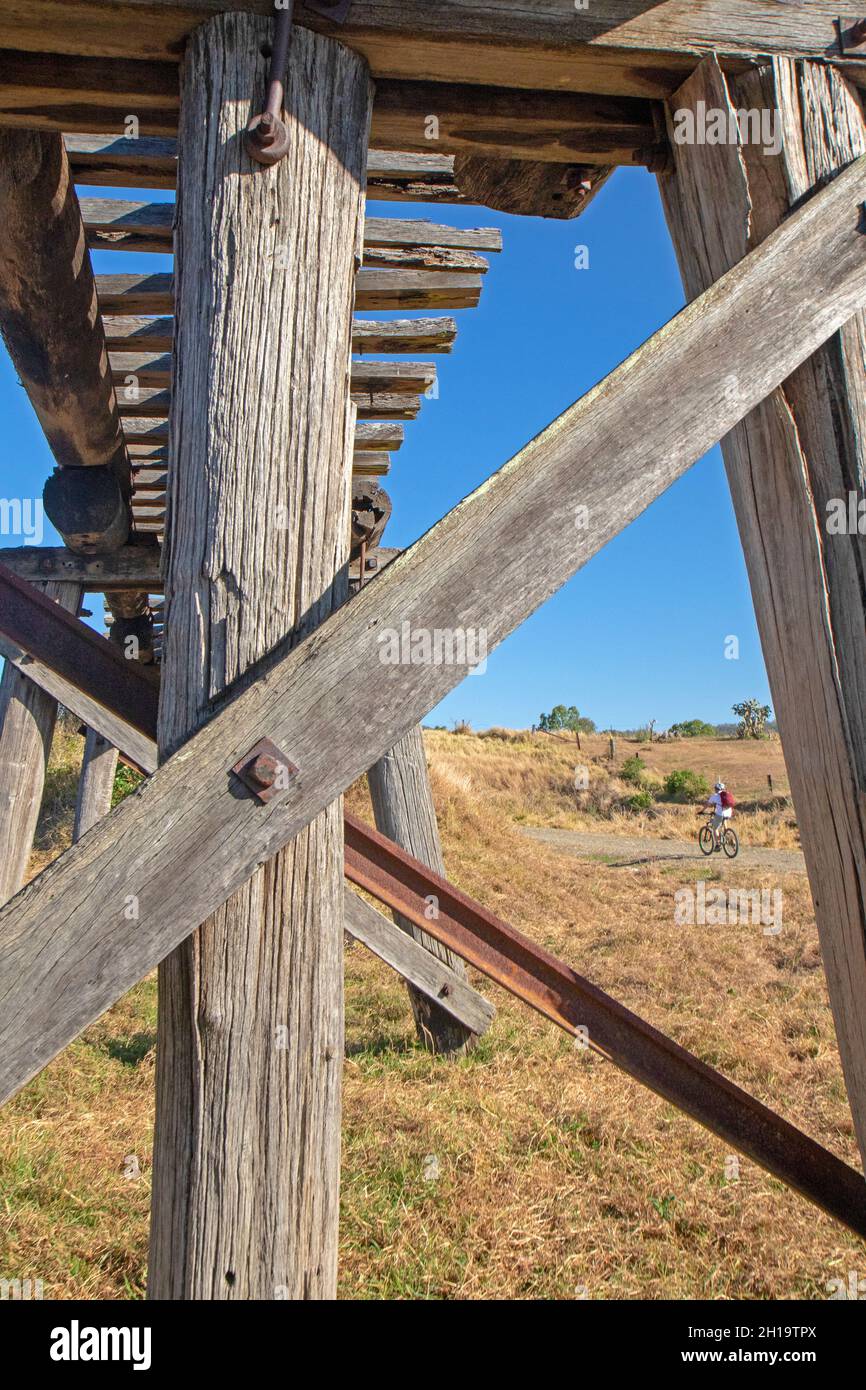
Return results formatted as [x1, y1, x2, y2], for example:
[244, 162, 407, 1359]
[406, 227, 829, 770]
[244, 112, 292, 166]
[248, 753, 279, 789]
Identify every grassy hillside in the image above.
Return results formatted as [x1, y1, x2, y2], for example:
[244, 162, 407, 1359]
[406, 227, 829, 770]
[0, 722, 859, 1300]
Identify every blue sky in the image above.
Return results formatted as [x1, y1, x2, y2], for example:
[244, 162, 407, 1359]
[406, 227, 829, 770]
[0, 164, 772, 733]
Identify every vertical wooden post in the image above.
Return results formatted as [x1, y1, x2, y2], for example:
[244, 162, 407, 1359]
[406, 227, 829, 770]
[660, 55, 866, 1166]
[72, 728, 119, 842]
[368, 726, 477, 1055]
[148, 14, 371, 1299]
[0, 582, 80, 905]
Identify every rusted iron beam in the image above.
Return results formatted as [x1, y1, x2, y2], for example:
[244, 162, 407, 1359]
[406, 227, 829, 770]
[344, 811, 866, 1240]
[0, 563, 159, 739]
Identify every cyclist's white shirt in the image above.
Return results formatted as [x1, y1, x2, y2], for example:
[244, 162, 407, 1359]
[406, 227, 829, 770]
[708, 792, 732, 819]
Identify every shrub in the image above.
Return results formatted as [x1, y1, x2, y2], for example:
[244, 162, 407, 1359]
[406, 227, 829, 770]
[624, 789, 654, 812]
[663, 768, 710, 802]
[620, 755, 647, 786]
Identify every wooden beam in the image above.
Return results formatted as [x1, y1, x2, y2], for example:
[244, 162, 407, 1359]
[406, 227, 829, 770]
[115, 384, 422, 421]
[368, 726, 478, 1055]
[147, 14, 371, 1303]
[354, 422, 404, 452]
[8, 593, 866, 1237]
[352, 317, 456, 354]
[0, 130, 130, 553]
[111, 354, 437, 394]
[0, 563, 160, 739]
[452, 154, 615, 219]
[0, 3, 855, 100]
[65, 134, 465, 201]
[372, 79, 660, 166]
[102, 314, 458, 355]
[0, 627, 157, 773]
[95, 268, 483, 312]
[80, 200, 501, 257]
[2, 149, 866, 1110]
[344, 887, 494, 1038]
[0, 45, 658, 159]
[120, 418, 406, 451]
[0, 582, 81, 906]
[0, 544, 162, 589]
[659, 54, 866, 1173]
[72, 727, 118, 842]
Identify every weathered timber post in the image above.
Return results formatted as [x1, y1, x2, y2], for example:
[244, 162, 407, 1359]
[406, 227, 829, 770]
[660, 55, 866, 1167]
[368, 726, 477, 1055]
[0, 582, 80, 905]
[72, 728, 119, 843]
[148, 13, 371, 1300]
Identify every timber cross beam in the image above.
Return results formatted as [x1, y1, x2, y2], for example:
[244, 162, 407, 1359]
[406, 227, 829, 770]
[2, 153, 866, 1098]
[1, 563, 866, 1237]
[1, 146, 866, 1122]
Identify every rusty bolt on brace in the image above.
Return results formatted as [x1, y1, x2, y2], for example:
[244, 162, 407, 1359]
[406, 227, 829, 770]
[245, 0, 352, 165]
[232, 737, 298, 802]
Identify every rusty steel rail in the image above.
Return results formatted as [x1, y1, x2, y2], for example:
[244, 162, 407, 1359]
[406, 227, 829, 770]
[3, 559, 865, 1235]
[344, 810, 866, 1240]
[0, 561, 159, 739]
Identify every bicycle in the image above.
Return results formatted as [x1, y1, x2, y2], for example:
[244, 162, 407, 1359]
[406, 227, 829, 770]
[698, 815, 739, 858]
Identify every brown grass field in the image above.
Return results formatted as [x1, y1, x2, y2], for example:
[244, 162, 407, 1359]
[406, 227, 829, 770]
[1, 721, 861, 1300]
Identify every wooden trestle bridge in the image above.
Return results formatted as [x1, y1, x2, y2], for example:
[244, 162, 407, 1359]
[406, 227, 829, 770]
[1, 2, 866, 1298]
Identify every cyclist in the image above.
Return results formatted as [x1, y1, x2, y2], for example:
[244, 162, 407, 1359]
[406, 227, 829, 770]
[699, 781, 734, 851]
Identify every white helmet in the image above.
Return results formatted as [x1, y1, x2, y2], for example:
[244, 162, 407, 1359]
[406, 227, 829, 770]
[714, 781, 725, 792]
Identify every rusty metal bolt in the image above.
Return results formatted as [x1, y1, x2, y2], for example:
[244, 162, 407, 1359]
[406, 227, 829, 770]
[244, 112, 292, 166]
[248, 753, 279, 789]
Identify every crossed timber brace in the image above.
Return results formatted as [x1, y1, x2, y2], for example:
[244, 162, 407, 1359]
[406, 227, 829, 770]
[2, 564, 866, 1236]
[3, 151, 866, 1232]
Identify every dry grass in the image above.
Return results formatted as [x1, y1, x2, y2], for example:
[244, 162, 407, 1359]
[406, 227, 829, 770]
[0, 724, 859, 1300]
[426, 728, 799, 849]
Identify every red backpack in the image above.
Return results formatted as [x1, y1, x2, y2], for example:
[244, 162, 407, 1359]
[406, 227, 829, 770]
[720, 789, 735, 810]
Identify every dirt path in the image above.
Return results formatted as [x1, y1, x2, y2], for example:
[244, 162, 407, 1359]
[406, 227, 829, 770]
[520, 826, 806, 874]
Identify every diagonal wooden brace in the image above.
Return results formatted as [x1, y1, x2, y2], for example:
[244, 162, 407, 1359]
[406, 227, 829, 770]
[2, 154, 866, 1105]
[1, 564, 865, 1233]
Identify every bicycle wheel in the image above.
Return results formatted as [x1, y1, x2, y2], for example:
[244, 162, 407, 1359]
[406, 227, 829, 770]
[698, 825, 715, 856]
[722, 826, 739, 858]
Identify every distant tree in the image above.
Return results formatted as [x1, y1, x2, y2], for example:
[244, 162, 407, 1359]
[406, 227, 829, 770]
[732, 699, 772, 739]
[538, 704, 594, 734]
[669, 718, 716, 738]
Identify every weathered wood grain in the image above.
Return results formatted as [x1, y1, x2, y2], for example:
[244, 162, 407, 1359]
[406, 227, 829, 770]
[0, 545, 162, 589]
[111, 354, 436, 394]
[368, 725, 477, 1055]
[147, 14, 371, 1303]
[659, 54, 866, 1171]
[96, 268, 482, 313]
[453, 154, 615, 219]
[344, 886, 494, 1037]
[352, 317, 456, 354]
[72, 727, 118, 842]
[122, 417, 405, 451]
[0, 582, 80, 905]
[66, 134, 462, 200]
[3, 151, 866, 1116]
[1, 1, 856, 99]
[103, 314, 457, 355]
[81, 200, 499, 254]
[116, 385, 422, 421]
